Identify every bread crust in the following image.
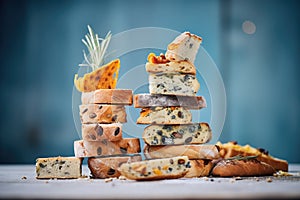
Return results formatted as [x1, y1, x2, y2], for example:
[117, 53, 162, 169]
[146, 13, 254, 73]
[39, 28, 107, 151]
[88, 155, 142, 179]
[144, 144, 220, 160]
[211, 159, 276, 177]
[185, 160, 213, 178]
[81, 89, 133, 105]
[74, 139, 141, 157]
[134, 94, 206, 109]
[217, 141, 288, 171]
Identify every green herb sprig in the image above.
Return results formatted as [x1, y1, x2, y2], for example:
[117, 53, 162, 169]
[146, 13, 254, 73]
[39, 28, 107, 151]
[79, 25, 112, 71]
[226, 155, 258, 161]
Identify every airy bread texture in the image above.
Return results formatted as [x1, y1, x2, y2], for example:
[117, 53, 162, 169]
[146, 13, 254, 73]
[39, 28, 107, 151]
[143, 123, 212, 146]
[165, 32, 202, 64]
[216, 141, 288, 171]
[79, 104, 126, 124]
[88, 155, 142, 179]
[134, 94, 206, 109]
[81, 89, 133, 105]
[137, 107, 192, 125]
[74, 139, 141, 157]
[81, 123, 123, 141]
[36, 157, 82, 179]
[119, 156, 190, 180]
[149, 73, 200, 96]
[74, 59, 120, 92]
[144, 144, 220, 160]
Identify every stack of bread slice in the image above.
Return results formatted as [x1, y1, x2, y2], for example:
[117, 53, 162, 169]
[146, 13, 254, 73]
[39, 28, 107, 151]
[120, 32, 220, 180]
[73, 88, 142, 178]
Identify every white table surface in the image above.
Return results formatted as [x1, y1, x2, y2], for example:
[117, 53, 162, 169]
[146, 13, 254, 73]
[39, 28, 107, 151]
[0, 164, 299, 199]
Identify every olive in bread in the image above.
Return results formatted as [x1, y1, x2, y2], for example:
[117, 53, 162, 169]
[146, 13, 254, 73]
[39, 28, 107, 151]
[119, 156, 190, 180]
[143, 123, 212, 145]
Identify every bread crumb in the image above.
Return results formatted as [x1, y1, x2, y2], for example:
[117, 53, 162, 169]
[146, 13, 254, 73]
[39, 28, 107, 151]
[273, 170, 292, 177]
[203, 177, 209, 181]
[45, 181, 49, 184]
[118, 175, 127, 180]
[104, 178, 114, 183]
[21, 176, 27, 180]
[255, 177, 259, 182]
[235, 176, 242, 180]
[266, 177, 272, 182]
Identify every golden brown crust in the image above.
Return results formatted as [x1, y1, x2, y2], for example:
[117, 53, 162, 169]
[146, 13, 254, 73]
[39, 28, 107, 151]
[123, 172, 187, 181]
[211, 159, 276, 177]
[217, 141, 288, 171]
[88, 155, 142, 179]
[81, 89, 133, 105]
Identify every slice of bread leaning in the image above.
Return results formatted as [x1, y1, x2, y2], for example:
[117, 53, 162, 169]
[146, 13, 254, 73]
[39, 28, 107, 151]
[216, 141, 288, 171]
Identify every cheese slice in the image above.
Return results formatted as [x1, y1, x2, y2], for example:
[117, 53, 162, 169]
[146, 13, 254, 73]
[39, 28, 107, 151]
[74, 59, 120, 92]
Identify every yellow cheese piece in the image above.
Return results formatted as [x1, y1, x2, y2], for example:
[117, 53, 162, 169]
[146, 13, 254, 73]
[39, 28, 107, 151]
[74, 59, 120, 92]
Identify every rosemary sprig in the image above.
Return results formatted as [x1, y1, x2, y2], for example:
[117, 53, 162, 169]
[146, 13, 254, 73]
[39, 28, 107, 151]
[79, 25, 112, 71]
[226, 155, 258, 161]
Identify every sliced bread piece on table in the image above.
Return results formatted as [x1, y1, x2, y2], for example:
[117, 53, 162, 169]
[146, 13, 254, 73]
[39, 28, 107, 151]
[149, 73, 200, 96]
[211, 158, 276, 177]
[81, 89, 133, 105]
[82, 123, 122, 141]
[165, 32, 202, 64]
[146, 53, 196, 75]
[134, 94, 206, 109]
[144, 144, 220, 160]
[36, 157, 82, 179]
[88, 155, 142, 179]
[143, 123, 212, 146]
[79, 104, 126, 124]
[119, 156, 190, 180]
[185, 159, 213, 178]
[74, 138, 141, 157]
[137, 107, 192, 125]
[216, 141, 288, 171]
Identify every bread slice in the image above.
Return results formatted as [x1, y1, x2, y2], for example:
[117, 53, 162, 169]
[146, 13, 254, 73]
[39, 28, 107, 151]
[79, 104, 126, 124]
[143, 123, 212, 146]
[119, 156, 190, 180]
[82, 123, 122, 141]
[134, 94, 206, 110]
[185, 159, 213, 178]
[36, 157, 82, 179]
[149, 73, 200, 96]
[211, 158, 276, 177]
[74, 139, 141, 157]
[137, 107, 192, 125]
[88, 155, 142, 179]
[165, 32, 202, 64]
[145, 60, 196, 75]
[216, 141, 288, 171]
[74, 59, 120, 92]
[144, 144, 220, 160]
[81, 89, 133, 105]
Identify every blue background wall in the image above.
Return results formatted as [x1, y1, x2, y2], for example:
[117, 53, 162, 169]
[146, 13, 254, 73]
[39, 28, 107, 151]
[0, 0, 299, 164]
